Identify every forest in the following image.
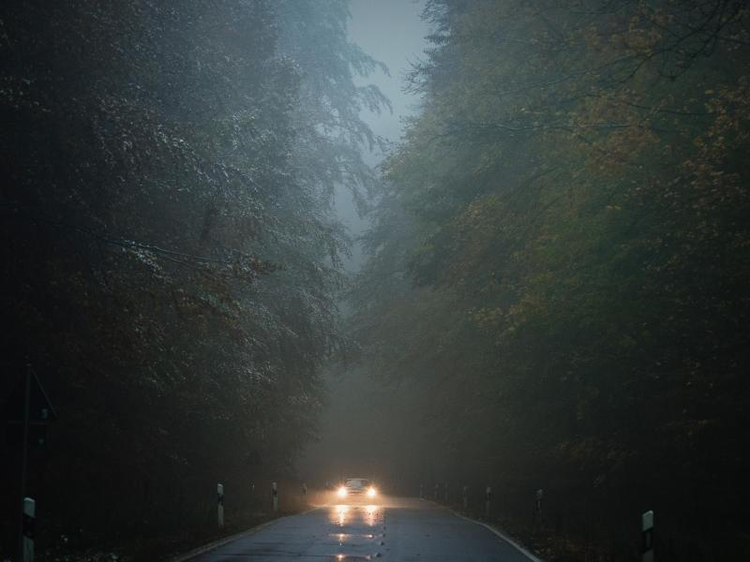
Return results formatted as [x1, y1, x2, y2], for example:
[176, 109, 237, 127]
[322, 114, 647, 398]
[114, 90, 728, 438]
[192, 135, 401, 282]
[2, 1, 749, 561]
[1, 0, 387, 557]
[346, 0, 750, 559]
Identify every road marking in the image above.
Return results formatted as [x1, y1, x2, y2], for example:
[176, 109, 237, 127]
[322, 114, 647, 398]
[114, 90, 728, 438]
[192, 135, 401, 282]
[174, 501, 541, 562]
[419, 498, 543, 562]
[453, 512, 544, 562]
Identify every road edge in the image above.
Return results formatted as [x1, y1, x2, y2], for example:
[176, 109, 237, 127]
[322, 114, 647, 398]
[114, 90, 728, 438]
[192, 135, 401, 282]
[453, 511, 544, 562]
[168, 507, 321, 562]
[419, 498, 544, 562]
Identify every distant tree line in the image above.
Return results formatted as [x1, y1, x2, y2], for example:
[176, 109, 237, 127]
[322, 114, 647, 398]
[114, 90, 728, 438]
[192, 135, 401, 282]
[352, 1, 750, 559]
[0, 0, 385, 554]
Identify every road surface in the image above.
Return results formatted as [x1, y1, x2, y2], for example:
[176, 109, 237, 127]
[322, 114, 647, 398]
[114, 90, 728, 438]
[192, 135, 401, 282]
[185, 496, 538, 562]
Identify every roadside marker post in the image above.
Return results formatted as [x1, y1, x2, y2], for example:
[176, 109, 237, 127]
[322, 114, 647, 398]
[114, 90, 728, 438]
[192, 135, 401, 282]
[22, 497, 34, 562]
[462, 485, 468, 509]
[535, 489, 544, 523]
[272, 482, 278, 512]
[217, 484, 224, 527]
[485, 486, 492, 518]
[642, 510, 654, 562]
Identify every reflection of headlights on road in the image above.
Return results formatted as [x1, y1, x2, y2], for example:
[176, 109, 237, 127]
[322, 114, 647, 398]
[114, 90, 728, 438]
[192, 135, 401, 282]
[335, 504, 349, 525]
[337, 486, 347, 498]
[365, 504, 377, 525]
[367, 487, 377, 498]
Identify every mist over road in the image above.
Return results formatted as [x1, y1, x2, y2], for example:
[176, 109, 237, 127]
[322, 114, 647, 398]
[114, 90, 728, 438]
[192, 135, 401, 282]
[185, 495, 535, 562]
[4, 0, 749, 559]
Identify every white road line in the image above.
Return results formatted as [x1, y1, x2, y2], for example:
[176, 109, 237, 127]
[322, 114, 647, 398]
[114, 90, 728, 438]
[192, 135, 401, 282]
[419, 498, 543, 562]
[452, 511, 544, 562]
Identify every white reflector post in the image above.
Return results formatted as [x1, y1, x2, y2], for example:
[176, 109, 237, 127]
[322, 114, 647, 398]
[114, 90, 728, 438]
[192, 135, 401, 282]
[23, 497, 35, 562]
[536, 489, 544, 520]
[642, 510, 654, 562]
[217, 483, 224, 528]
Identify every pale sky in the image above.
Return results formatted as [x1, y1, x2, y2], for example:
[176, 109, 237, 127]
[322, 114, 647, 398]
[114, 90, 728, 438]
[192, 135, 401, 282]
[337, 0, 429, 271]
[348, 0, 429, 151]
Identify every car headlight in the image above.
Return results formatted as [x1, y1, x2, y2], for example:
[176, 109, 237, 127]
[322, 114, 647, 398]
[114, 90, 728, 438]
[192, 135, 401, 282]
[337, 486, 347, 498]
[367, 487, 377, 498]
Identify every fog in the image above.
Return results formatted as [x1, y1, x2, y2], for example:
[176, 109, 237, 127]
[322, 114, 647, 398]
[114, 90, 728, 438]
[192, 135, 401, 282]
[299, 0, 429, 486]
[2, 1, 749, 561]
[334, 0, 428, 273]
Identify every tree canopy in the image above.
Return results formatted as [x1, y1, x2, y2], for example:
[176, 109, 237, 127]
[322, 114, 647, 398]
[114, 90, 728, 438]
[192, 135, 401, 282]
[351, 1, 750, 558]
[0, 0, 385, 550]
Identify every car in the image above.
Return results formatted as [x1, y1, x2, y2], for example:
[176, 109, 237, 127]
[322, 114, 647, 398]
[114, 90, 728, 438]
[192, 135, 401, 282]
[336, 477, 378, 501]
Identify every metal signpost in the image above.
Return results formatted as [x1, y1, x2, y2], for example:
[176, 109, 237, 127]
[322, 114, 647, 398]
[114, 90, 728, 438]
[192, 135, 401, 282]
[3, 364, 57, 562]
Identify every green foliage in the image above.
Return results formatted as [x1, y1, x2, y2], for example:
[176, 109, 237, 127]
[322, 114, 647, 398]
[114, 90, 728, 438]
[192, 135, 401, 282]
[0, 0, 385, 549]
[353, 0, 750, 556]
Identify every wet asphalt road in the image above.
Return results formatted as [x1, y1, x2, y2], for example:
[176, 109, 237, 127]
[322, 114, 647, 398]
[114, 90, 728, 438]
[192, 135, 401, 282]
[187, 496, 536, 562]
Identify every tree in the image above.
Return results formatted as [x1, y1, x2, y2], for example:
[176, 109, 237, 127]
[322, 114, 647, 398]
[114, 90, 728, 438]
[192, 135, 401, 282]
[0, 0, 385, 551]
[353, 0, 750, 557]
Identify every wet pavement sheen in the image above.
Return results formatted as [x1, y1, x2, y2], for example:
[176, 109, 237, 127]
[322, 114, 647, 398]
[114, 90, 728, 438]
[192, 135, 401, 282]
[189, 497, 533, 562]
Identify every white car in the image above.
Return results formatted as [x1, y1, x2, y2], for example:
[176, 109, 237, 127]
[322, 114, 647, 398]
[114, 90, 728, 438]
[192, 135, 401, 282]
[336, 477, 378, 501]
